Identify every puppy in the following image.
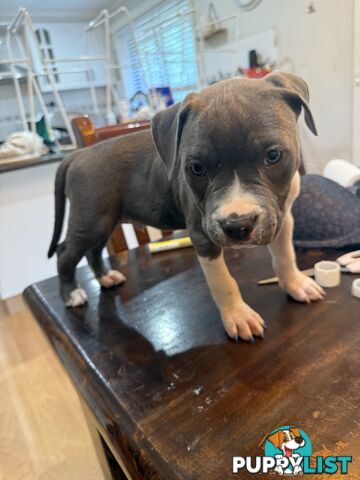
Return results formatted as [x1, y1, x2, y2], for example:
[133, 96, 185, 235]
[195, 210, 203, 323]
[268, 428, 306, 458]
[48, 72, 325, 341]
[268, 428, 306, 475]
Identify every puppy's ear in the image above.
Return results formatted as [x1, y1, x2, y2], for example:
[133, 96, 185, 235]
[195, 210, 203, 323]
[151, 94, 195, 181]
[290, 428, 301, 438]
[264, 72, 317, 136]
[267, 430, 283, 448]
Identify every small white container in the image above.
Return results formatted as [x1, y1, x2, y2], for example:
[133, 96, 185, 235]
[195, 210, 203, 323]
[314, 261, 341, 288]
[351, 278, 360, 299]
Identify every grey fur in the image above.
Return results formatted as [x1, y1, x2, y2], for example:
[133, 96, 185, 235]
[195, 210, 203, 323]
[48, 72, 316, 305]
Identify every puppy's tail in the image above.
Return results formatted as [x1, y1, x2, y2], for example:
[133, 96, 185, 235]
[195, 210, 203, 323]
[47, 155, 73, 258]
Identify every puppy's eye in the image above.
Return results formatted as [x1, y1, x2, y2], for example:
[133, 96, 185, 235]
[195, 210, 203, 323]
[190, 160, 206, 177]
[265, 149, 282, 165]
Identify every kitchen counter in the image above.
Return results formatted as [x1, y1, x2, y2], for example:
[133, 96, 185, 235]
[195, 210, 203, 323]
[0, 150, 68, 174]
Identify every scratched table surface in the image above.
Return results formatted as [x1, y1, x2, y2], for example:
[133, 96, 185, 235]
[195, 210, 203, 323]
[24, 245, 360, 479]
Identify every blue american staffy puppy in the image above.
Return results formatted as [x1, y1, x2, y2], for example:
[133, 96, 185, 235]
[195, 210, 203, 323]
[48, 72, 325, 342]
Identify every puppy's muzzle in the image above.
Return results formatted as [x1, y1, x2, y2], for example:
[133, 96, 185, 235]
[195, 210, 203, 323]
[219, 211, 259, 242]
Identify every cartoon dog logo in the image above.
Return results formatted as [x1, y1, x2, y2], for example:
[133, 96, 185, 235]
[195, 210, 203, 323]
[267, 427, 306, 475]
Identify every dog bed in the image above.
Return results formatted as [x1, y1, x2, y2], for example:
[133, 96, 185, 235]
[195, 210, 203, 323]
[292, 174, 360, 248]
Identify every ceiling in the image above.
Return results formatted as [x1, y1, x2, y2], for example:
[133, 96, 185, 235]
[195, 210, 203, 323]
[0, 0, 117, 21]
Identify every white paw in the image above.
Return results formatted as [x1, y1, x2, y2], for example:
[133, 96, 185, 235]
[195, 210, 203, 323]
[221, 301, 265, 342]
[65, 288, 88, 307]
[99, 270, 126, 288]
[281, 272, 325, 303]
[293, 466, 302, 475]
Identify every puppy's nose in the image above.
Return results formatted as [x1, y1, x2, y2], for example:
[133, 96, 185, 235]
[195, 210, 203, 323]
[220, 212, 259, 241]
[295, 437, 304, 445]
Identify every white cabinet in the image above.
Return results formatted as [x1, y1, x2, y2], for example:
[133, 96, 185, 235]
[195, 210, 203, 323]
[0, 162, 87, 299]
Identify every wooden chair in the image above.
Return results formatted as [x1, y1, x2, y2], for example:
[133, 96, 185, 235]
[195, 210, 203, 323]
[71, 115, 151, 148]
[71, 115, 165, 254]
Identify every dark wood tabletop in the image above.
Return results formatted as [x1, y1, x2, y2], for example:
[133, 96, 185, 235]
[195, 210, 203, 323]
[24, 245, 360, 479]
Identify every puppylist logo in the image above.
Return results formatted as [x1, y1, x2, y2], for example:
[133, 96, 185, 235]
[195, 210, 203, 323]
[233, 426, 352, 476]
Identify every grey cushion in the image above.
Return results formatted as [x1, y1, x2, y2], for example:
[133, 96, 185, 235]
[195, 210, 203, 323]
[292, 174, 360, 248]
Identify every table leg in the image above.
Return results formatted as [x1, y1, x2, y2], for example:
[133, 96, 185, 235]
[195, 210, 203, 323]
[80, 398, 129, 480]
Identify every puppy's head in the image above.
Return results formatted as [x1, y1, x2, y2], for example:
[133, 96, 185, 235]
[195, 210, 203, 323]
[267, 428, 305, 457]
[151, 72, 317, 247]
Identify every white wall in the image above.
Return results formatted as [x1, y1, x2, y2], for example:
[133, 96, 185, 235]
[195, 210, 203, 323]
[1, 1, 355, 164]
[195, 0, 355, 172]
[0, 84, 108, 140]
[0, 164, 59, 298]
[3, 0, 354, 168]
[110, 0, 355, 172]
[0, 163, 89, 299]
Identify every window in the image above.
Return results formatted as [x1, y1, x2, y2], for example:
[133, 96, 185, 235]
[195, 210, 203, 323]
[114, 0, 198, 103]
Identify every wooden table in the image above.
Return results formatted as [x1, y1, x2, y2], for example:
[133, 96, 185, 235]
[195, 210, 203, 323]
[24, 245, 360, 479]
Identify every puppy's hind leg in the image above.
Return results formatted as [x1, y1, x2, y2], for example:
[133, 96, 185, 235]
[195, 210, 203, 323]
[86, 242, 126, 288]
[57, 239, 89, 307]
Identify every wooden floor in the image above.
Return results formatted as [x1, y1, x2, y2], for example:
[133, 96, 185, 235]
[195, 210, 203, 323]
[0, 296, 105, 480]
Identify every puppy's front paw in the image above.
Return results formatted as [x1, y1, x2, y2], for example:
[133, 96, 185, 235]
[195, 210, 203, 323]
[281, 272, 325, 303]
[99, 270, 126, 288]
[221, 301, 265, 342]
[65, 288, 88, 307]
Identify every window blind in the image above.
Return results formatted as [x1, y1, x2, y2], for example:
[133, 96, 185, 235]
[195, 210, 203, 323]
[114, 0, 198, 103]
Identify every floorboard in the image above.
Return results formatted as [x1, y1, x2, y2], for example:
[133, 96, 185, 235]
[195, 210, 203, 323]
[0, 296, 104, 480]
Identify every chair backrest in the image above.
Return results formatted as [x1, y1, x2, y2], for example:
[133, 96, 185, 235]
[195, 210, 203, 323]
[71, 115, 151, 148]
[71, 115, 159, 253]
